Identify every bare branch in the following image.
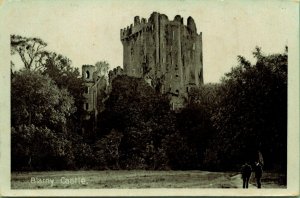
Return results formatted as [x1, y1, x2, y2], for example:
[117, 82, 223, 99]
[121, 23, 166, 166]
[18, 48, 29, 69]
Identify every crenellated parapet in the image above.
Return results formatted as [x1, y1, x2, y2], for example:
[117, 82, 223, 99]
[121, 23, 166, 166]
[120, 16, 149, 41]
[120, 12, 200, 41]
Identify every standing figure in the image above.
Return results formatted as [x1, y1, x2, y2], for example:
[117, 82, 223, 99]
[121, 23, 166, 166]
[241, 162, 252, 188]
[254, 162, 263, 188]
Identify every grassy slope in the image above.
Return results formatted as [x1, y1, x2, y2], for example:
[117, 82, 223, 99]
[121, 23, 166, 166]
[11, 170, 286, 189]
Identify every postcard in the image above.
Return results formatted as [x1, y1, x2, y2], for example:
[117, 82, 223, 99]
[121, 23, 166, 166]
[0, 0, 299, 196]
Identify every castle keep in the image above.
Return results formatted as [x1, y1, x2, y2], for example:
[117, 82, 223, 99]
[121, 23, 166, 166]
[82, 12, 204, 116]
[121, 12, 203, 109]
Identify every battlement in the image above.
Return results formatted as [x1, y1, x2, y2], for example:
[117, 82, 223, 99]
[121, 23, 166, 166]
[120, 17, 149, 40]
[120, 12, 198, 41]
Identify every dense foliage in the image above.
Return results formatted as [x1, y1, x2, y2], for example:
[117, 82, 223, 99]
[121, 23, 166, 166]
[11, 35, 88, 170]
[11, 34, 287, 174]
[204, 47, 287, 172]
[97, 75, 176, 169]
[11, 70, 75, 131]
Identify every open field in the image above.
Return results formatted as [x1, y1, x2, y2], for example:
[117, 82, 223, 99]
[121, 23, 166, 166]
[11, 170, 286, 189]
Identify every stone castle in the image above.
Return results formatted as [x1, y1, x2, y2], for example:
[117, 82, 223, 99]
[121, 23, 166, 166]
[81, 65, 107, 123]
[121, 12, 203, 109]
[82, 12, 203, 116]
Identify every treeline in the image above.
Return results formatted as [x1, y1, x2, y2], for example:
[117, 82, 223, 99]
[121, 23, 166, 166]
[11, 35, 87, 170]
[11, 35, 287, 174]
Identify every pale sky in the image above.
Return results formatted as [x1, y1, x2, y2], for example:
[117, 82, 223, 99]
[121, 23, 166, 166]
[3, 0, 298, 83]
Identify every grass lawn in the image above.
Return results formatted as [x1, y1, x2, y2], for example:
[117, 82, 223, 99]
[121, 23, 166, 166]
[11, 170, 286, 189]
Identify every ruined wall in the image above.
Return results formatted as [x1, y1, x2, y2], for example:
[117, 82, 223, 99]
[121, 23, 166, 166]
[108, 66, 124, 92]
[121, 12, 203, 109]
[82, 65, 96, 113]
[82, 65, 104, 120]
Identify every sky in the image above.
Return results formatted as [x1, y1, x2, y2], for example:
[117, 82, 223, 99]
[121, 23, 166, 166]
[3, 0, 298, 83]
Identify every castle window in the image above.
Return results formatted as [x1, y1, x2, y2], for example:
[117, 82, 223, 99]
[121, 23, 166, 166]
[176, 74, 179, 77]
[172, 31, 175, 40]
[85, 103, 89, 110]
[186, 87, 189, 93]
[85, 71, 90, 79]
[85, 87, 89, 94]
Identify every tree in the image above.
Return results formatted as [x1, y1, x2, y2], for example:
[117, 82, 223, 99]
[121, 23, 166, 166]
[94, 129, 123, 169]
[11, 70, 75, 131]
[11, 125, 74, 170]
[175, 104, 215, 169]
[98, 75, 176, 169]
[41, 52, 85, 132]
[95, 61, 110, 78]
[205, 47, 287, 171]
[11, 35, 48, 70]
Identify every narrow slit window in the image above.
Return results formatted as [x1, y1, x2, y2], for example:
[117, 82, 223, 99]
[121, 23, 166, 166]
[85, 71, 90, 79]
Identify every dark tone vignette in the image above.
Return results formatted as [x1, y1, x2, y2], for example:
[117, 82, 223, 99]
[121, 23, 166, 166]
[11, 12, 287, 189]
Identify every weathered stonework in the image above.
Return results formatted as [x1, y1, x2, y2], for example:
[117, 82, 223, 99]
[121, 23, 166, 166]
[82, 65, 106, 120]
[121, 12, 203, 109]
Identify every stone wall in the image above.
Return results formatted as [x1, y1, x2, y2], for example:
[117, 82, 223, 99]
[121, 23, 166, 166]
[82, 65, 104, 119]
[121, 12, 203, 109]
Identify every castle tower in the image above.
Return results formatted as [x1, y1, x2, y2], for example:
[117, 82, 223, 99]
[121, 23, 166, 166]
[82, 64, 107, 135]
[120, 12, 203, 109]
[82, 65, 97, 113]
[82, 65, 96, 82]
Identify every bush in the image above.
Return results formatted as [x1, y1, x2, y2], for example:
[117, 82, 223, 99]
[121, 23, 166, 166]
[11, 125, 74, 170]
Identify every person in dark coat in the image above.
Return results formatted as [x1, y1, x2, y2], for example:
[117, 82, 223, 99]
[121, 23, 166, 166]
[241, 162, 252, 188]
[254, 162, 263, 188]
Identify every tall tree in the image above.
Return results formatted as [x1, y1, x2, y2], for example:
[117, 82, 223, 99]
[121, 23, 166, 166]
[98, 75, 176, 169]
[42, 52, 85, 129]
[95, 61, 110, 77]
[205, 47, 287, 171]
[10, 35, 48, 70]
[11, 70, 75, 131]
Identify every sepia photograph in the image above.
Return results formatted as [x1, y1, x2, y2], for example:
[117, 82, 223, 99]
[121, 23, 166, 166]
[0, 0, 299, 196]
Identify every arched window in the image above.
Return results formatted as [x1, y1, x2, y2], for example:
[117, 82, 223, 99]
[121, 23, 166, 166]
[85, 71, 90, 79]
